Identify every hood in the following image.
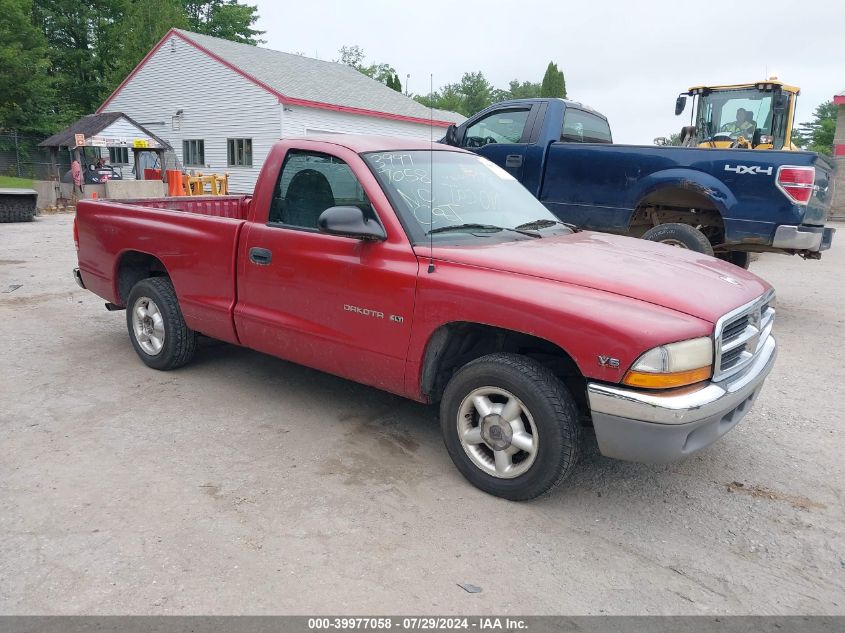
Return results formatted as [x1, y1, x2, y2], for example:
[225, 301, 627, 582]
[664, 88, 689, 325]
[428, 231, 771, 323]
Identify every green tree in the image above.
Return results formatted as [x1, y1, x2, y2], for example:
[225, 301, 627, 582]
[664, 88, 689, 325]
[182, 0, 263, 44]
[506, 79, 542, 100]
[459, 72, 494, 116]
[28, 0, 264, 129]
[792, 101, 837, 155]
[337, 45, 402, 92]
[414, 72, 495, 117]
[540, 61, 566, 98]
[338, 44, 366, 70]
[32, 0, 127, 120]
[415, 84, 465, 115]
[0, 0, 56, 133]
[384, 72, 402, 93]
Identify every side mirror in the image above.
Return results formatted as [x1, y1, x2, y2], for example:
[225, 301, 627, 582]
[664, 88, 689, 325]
[317, 206, 386, 241]
[675, 95, 687, 116]
[444, 124, 460, 146]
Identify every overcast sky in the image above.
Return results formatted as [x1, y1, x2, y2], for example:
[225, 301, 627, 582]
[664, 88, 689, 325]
[253, 0, 845, 143]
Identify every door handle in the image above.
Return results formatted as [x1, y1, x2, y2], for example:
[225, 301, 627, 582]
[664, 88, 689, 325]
[505, 154, 523, 168]
[249, 247, 272, 265]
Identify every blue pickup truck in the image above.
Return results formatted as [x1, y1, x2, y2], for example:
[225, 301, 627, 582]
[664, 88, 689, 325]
[443, 98, 835, 267]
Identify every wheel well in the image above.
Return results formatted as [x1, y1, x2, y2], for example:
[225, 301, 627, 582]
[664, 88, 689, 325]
[630, 187, 725, 244]
[116, 251, 169, 305]
[421, 322, 588, 414]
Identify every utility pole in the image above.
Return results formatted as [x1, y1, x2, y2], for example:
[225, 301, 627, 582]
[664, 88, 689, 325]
[405, 74, 410, 97]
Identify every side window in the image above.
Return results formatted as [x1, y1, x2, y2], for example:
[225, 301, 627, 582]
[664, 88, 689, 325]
[560, 109, 612, 144]
[269, 151, 374, 230]
[463, 109, 530, 148]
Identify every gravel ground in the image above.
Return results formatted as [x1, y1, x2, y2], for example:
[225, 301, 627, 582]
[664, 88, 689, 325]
[1, 215, 843, 615]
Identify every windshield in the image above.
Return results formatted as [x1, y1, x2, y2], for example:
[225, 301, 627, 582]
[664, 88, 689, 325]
[696, 88, 774, 140]
[364, 150, 564, 244]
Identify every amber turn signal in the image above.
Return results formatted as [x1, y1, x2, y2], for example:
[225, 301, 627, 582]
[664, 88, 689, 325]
[622, 366, 712, 390]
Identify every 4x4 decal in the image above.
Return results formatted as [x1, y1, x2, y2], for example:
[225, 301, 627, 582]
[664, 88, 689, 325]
[724, 164, 773, 175]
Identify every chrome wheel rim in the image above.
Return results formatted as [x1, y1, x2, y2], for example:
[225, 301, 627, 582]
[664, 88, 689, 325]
[457, 387, 539, 479]
[131, 296, 165, 355]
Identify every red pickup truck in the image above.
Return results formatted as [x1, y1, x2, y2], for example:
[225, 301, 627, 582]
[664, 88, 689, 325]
[74, 135, 777, 500]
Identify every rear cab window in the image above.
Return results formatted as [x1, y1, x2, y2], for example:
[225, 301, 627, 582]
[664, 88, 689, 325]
[560, 108, 612, 144]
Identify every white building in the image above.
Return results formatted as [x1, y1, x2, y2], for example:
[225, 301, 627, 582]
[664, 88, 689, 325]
[98, 29, 463, 193]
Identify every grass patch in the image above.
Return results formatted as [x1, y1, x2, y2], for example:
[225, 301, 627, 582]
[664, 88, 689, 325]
[0, 175, 34, 188]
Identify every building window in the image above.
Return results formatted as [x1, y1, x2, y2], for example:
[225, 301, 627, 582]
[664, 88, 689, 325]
[183, 139, 205, 166]
[109, 147, 129, 164]
[227, 138, 252, 167]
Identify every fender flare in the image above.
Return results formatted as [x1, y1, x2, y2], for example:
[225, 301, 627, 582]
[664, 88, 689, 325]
[418, 321, 584, 402]
[630, 168, 737, 221]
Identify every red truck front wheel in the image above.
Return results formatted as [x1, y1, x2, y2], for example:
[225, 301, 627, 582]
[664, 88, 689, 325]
[440, 353, 581, 500]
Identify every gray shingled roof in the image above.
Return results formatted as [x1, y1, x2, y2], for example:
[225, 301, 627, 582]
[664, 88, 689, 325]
[39, 112, 171, 148]
[176, 30, 463, 125]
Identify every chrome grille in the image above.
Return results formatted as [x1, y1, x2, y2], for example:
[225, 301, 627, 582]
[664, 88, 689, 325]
[722, 315, 749, 343]
[713, 290, 776, 382]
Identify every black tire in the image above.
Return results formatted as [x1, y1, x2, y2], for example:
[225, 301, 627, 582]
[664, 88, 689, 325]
[126, 277, 197, 370]
[723, 251, 751, 269]
[642, 223, 714, 256]
[440, 353, 581, 501]
[0, 198, 36, 223]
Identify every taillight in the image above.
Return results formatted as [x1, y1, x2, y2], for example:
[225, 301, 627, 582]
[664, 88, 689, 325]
[73, 216, 79, 250]
[776, 166, 815, 205]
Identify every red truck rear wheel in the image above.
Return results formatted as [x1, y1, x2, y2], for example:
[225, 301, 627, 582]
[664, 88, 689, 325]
[440, 353, 581, 500]
[126, 277, 197, 370]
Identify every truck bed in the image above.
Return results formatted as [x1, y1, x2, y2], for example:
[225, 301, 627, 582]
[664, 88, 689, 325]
[116, 195, 251, 220]
[76, 197, 248, 344]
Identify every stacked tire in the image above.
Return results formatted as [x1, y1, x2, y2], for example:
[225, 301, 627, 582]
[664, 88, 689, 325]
[0, 193, 37, 223]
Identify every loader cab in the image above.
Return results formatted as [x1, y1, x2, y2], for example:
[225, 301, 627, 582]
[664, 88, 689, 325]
[675, 79, 800, 151]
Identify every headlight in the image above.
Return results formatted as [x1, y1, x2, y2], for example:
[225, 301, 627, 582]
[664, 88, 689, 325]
[623, 337, 713, 389]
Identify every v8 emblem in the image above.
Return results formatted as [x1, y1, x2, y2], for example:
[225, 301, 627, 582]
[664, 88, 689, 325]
[724, 164, 773, 176]
[597, 355, 620, 369]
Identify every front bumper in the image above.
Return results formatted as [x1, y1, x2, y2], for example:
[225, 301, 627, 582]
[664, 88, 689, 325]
[586, 336, 776, 464]
[772, 224, 835, 252]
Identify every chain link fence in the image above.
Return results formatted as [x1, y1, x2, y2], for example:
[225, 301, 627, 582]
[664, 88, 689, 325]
[0, 131, 68, 181]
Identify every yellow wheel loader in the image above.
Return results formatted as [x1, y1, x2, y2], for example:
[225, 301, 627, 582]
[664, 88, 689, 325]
[675, 78, 800, 151]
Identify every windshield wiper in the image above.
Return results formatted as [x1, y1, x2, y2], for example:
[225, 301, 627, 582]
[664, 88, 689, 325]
[514, 219, 581, 232]
[427, 223, 540, 238]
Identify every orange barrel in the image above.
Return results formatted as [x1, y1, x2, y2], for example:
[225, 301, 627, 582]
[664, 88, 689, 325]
[166, 170, 184, 196]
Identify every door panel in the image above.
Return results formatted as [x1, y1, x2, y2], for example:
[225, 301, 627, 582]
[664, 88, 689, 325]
[475, 144, 527, 182]
[235, 228, 418, 394]
[234, 149, 419, 395]
[539, 143, 636, 231]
